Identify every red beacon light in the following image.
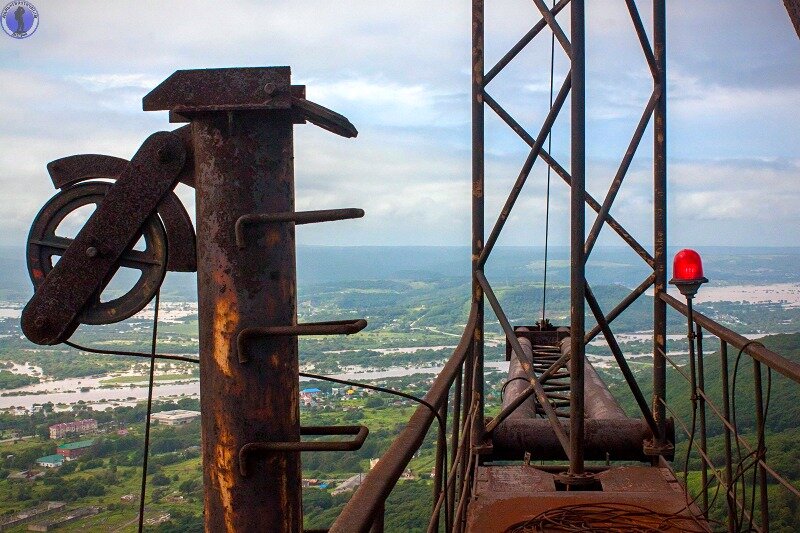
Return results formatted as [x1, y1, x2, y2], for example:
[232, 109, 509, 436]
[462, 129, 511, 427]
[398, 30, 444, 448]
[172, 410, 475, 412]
[669, 249, 708, 298]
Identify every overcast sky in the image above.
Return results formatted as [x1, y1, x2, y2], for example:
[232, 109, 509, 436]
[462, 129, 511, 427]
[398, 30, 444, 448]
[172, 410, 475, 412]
[1, 1, 798, 251]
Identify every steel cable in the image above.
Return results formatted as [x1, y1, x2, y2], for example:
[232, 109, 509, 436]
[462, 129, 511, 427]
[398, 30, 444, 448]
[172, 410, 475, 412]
[540, 0, 556, 327]
[730, 341, 771, 532]
[299, 370, 450, 525]
[138, 290, 160, 533]
[505, 502, 713, 532]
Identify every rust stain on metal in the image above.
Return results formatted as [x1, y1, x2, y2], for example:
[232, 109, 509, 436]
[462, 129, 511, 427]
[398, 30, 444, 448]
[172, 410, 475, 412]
[467, 466, 708, 532]
[213, 413, 237, 532]
[212, 271, 238, 379]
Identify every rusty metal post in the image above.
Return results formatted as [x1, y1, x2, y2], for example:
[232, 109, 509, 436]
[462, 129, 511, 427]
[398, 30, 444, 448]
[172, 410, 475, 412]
[432, 402, 447, 531]
[752, 360, 769, 530]
[569, 0, 586, 478]
[719, 341, 736, 532]
[652, 0, 669, 455]
[195, 105, 301, 532]
[144, 67, 305, 532]
[448, 365, 462, 522]
[472, 0, 486, 450]
[369, 503, 385, 533]
[695, 324, 709, 516]
[144, 68, 359, 532]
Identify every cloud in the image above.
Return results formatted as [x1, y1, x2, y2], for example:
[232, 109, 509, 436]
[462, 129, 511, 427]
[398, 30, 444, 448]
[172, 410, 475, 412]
[66, 73, 162, 92]
[305, 77, 467, 128]
[0, 0, 798, 250]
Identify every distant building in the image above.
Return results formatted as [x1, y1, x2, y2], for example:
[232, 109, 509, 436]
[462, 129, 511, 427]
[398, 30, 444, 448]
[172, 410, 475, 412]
[48, 419, 97, 439]
[0, 502, 65, 531]
[7, 470, 45, 481]
[35, 455, 64, 468]
[300, 388, 322, 406]
[332, 473, 364, 495]
[144, 513, 171, 527]
[56, 439, 95, 460]
[27, 506, 100, 532]
[151, 409, 201, 426]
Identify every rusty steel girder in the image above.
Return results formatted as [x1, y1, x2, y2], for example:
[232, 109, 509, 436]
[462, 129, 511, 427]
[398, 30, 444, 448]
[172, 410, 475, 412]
[785, 0, 800, 38]
[489, 418, 675, 463]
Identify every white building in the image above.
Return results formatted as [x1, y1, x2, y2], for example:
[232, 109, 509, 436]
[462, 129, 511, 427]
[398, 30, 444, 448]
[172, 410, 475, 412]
[36, 455, 64, 468]
[151, 410, 201, 426]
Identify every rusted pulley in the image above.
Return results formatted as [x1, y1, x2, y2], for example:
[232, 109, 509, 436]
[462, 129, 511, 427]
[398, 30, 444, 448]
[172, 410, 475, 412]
[21, 131, 195, 345]
[27, 181, 169, 325]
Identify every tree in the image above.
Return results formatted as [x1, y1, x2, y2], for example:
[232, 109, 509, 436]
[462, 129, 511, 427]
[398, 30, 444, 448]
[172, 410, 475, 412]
[15, 484, 33, 501]
[179, 478, 201, 495]
[365, 397, 385, 408]
[151, 473, 171, 486]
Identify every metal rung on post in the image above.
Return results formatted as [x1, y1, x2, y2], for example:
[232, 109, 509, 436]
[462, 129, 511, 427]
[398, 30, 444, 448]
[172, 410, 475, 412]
[235, 208, 364, 248]
[239, 425, 369, 476]
[237, 319, 368, 363]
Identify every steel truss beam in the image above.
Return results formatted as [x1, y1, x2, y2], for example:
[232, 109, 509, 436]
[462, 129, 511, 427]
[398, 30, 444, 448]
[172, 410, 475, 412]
[473, 0, 670, 477]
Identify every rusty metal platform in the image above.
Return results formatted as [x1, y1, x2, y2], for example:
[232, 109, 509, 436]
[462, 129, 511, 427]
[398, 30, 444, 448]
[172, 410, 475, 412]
[466, 465, 709, 532]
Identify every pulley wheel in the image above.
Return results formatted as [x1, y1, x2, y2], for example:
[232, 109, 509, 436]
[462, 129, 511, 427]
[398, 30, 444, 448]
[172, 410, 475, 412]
[27, 181, 168, 325]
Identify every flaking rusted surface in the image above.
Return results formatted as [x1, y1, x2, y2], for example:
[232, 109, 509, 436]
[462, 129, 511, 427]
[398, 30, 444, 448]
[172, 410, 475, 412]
[194, 109, 301, 532]
[21, 131, 186, 344]
[466, 466, 708, 532]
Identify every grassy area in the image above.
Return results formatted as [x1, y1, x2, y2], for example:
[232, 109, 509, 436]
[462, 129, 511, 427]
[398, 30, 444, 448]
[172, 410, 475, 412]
[0, 396, 442, 532]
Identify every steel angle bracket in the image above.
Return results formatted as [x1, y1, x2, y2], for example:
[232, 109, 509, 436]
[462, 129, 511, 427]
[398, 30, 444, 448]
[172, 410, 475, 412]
[144, 67, 357, 137]
[291, 97, 358, 138]
[22, 131, 187, 345]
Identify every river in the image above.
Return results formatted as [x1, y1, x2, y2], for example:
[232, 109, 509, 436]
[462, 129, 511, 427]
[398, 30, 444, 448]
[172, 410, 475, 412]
[0, 361, 516, 412]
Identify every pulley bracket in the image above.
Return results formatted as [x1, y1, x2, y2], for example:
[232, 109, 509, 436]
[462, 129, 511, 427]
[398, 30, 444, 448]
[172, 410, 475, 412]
[21, 131, 187, 345]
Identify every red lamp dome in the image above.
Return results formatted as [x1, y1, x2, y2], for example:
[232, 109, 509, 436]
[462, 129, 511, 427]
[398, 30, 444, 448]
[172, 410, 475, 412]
[670, 249, 708, 297]
[672, 249, 704, 281]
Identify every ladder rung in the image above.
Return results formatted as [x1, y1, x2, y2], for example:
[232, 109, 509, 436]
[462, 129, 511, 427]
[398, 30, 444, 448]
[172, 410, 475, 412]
[237, 319, 367, 362]
[236, 208, 364, 248]
[239, 425, 369, 476]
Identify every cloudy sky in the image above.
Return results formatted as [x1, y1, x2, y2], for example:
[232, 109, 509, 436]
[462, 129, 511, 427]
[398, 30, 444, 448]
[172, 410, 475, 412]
[1, 0, 798, 251]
